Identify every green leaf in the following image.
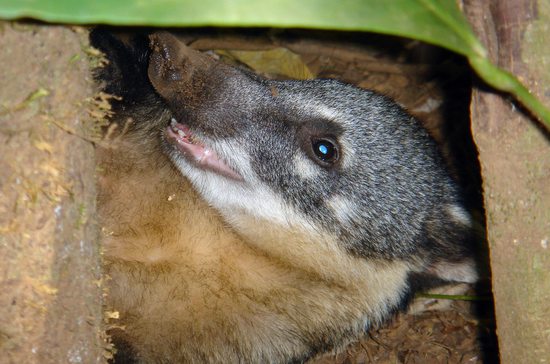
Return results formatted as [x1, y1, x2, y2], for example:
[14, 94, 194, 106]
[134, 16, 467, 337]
[469, 56, 550, 126]
[416, 292, 490, 301]
[0, 0, 548, 127]
[0, 0, 485, 57]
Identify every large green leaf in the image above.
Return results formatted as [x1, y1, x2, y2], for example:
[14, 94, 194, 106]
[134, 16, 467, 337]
[0, 0, 548, 127]
[0, 0, 487, 58]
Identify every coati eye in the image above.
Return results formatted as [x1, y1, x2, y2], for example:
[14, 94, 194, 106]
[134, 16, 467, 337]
[312, 138, 338, 164]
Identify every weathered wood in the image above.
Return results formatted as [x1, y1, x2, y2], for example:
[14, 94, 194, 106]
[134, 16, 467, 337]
[0, 24, 106, 364]
[464, 0, 550, 362]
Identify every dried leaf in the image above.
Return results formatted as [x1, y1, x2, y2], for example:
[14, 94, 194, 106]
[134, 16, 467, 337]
[217, 48, 315, 80]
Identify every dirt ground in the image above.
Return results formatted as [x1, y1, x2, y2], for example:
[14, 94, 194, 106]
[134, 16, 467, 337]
[0, 24, 498, 363]
[0, 24, 105, 363]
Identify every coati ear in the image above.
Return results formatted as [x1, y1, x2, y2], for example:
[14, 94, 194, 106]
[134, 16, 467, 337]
[427, 258, 478, 283]
[423, 204, 484, 284]
[148, 32, 223, 107]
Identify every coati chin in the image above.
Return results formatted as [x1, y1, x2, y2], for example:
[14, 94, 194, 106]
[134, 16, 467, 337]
[91, 29, 480, 364]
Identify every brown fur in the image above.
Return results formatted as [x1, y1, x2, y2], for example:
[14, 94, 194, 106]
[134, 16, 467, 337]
[97, 128, 412, 363]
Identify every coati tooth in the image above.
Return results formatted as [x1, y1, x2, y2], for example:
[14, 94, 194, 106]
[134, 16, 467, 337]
[170, 118, 177, 127]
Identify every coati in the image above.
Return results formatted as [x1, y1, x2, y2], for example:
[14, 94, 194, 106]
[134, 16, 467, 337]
[91, 29, 480, 363]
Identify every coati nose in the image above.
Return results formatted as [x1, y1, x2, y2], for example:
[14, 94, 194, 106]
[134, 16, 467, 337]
[148, 32, 220, 108]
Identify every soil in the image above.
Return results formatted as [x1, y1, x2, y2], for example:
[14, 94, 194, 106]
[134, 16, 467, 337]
[0, 23, 105, 363]
[0, 24, 499, 363]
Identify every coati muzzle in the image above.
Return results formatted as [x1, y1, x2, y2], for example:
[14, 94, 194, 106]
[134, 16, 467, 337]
[166, 117, 242, 180]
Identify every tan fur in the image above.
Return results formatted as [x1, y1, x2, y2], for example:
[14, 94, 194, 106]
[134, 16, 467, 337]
[98, 134, 412, 363]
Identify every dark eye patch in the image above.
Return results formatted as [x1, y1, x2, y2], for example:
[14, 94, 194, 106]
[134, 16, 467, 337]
[296, 118, 343, 168]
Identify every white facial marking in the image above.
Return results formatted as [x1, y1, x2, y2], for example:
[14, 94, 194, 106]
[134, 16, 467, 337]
[293, 154, 320, 180]
[327, 195, 358, 226]
[225, 184, 316, 233]
[336, 136, 355, 170]
[172, 144, 317, 236]
[311, 103, 342, 120]
[210, 138, 253, 178]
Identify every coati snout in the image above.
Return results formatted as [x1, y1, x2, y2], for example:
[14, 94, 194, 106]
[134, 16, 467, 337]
[92, 29, 480, 363]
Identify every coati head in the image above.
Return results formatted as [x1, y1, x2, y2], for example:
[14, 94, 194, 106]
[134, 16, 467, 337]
[146, 31, 478, 283]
